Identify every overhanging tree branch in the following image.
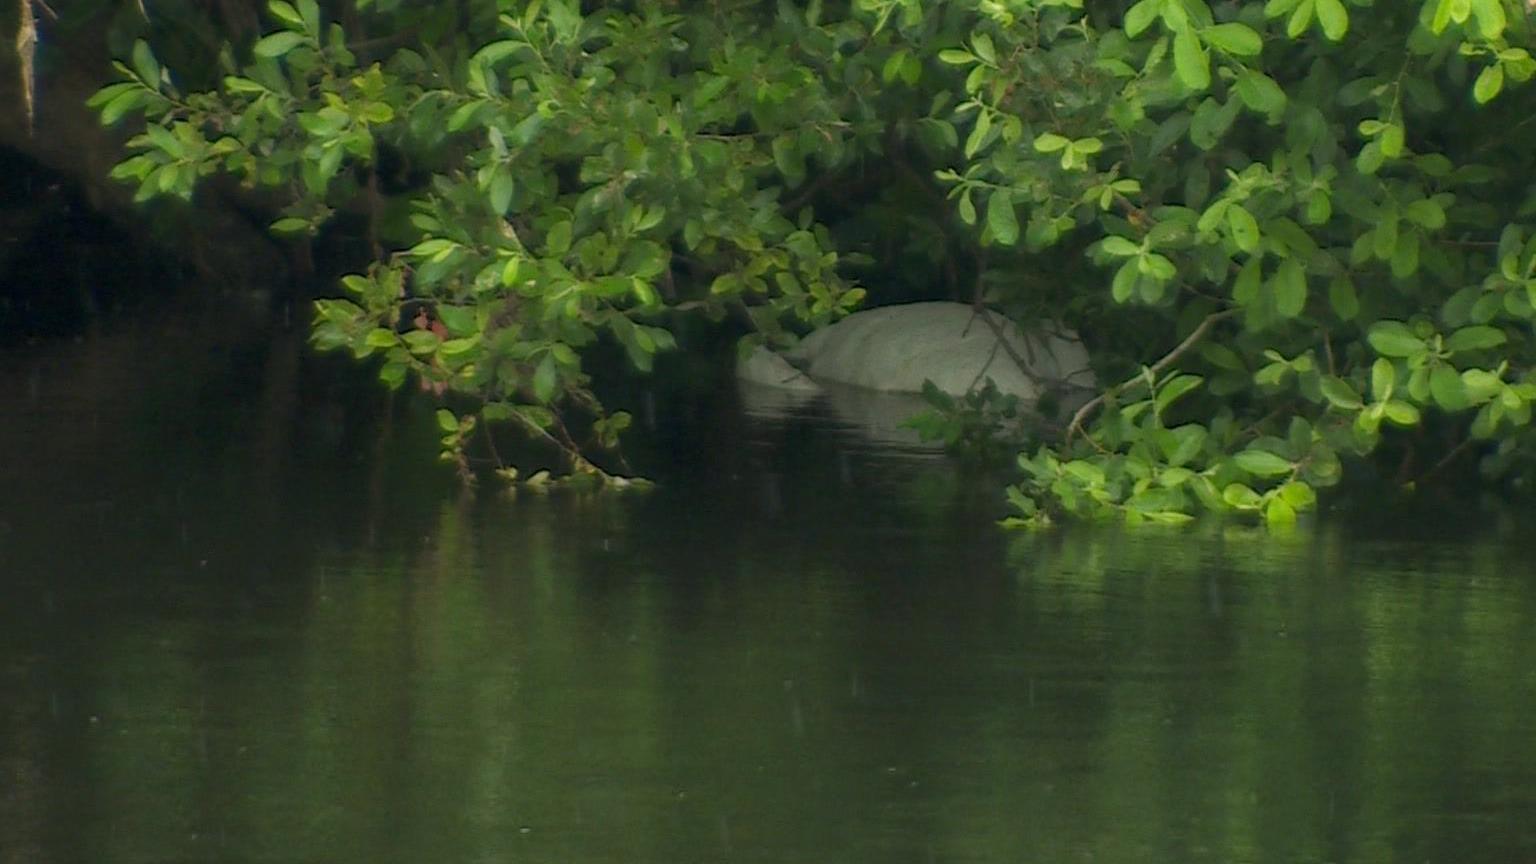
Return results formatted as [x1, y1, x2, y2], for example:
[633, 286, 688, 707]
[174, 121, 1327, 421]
[1065, 308, 1239, 445]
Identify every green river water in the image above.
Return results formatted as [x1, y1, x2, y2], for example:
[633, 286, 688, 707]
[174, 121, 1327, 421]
[2, 313, 1534, 863]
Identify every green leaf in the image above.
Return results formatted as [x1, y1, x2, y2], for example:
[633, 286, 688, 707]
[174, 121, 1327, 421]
[1173, 29, 1211, 91]
[971, 33, 997, 65]
[364, 328, 399, 348]
[1203, 23, 1263, 56]
[131, 40, 161, 88]
[1064, 460, 1106, 486]
[1329, 276, 1359, 321]
[1278, 480, 1317, 510]
[409, 238, 455, 258]
[1366, 321, 1425, 358]
[435, 409, 460, 433]
[987, 189, 1019, 246]
[1235, 70, 1287, 115]
[1287, 0, 1315, 37]
[1430, 364, 1470, 411]
[500, 257, 524, 288]
[1404, 199, 1446, 230]
[1072, 137, 1104, 155]
[1472, 0, 1507, 38]
[253, 31, 308, 58]
[937, 49, 976, 65]
[1474, 64, 1504, 104]
[1033, 132, 1070, 153]
[1235, 449, 1294, 477]
[1142, 253, 1176, 281]
[1371, 357, 1396, 401]
[1233, 256, 1262, 307]
[546, 220, 572, 256]
[965, 110, 992, 158]
[1372, 217, 1399, 261]
[1446, 325, 1506, 353]
[403, 330, 439, 355]
[772, 135, 804, 183]
[440, 337, 481, 358]
[1222, 483, 1263, 509]
[378, 362, 407, 390]
[223, 76, 269, 95]
[1463, 368, 1505, 401]
[297, 0, 321, 35]
[268, 1, 304, 28]
[958, 189, 977, 225]
[1190, 97, 1236, 149]
[1161, 424, 1208, 466]
[1273, 258, 1307, 318]
[99, 88, 151, 125]
[1125, 0, 1161, 38]
[1102, 236, 1141, 257]
[436, 305, 477, 336]
[1430, 0, 1455, 33]
[1314, 0, 1348, 40]
[533, 354, 559, 403]
[1155, 374, 1204, 414]
[1321, 376, 1363, 409]
[1264, 496, 1298, 526]
[1227, 204, 1260, 252]
[1390, 233, 1420, 278]
[1382, 400, 1421, 426]
[1356, 141, 1384, 175]
[1112, 260, 1138, 303]
[1265, 0, 1302, 20]
[87, 82, 139, 109]
[447, 100, 485, 132]
[489, 168, 514, 215]
[1379, 124, 1405, 158]
[144, 123, 185, 158]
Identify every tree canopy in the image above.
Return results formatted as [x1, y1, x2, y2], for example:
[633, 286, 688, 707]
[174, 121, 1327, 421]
[84, 0, 1536, 524]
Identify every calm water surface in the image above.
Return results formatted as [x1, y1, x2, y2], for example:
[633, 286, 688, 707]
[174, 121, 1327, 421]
[2, 314, 1535, 864]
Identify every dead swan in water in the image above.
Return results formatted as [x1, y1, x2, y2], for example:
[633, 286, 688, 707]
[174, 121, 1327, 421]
[737, 301, 1095, 412]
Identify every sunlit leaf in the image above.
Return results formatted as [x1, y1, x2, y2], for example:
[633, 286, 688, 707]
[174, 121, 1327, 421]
[1173, 29, 1211, 91]
[1314, 0, 1348, 40]
[1227, 204, 1260, 252]
[1474, 64, 1504, 104]
[1235, 449, 1294, 477]
[1203, 23, 1263, 56]
[253, 31, 308, 58]
[1367, 321, 1425, 358]
[1372, 358, 1396, 401]
[1446, 325, 1506, 353]
[1321, 376, 1363, 409]
[1430, 364, 1470, 411]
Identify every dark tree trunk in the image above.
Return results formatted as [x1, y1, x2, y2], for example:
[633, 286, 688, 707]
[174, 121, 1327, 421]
[0, 7, 298, 295]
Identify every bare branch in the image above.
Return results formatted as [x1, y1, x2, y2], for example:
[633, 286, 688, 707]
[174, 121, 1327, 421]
[16, 0, 36, 135]
[1065, 308, 1239, 445]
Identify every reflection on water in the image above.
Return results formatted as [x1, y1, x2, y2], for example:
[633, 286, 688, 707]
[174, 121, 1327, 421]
[2, 315, 1536, 864]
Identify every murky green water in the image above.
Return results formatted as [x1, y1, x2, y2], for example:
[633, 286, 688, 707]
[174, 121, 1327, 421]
[3, 315, 1535, 863]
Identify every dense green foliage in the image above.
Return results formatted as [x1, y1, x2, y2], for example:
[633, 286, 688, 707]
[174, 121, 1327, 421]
[90, 0, 1536, 522]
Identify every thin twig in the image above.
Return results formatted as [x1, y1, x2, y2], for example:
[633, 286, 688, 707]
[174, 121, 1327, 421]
[481, 417, 505, 469]
[1415, 434, 1477, 487]
[16, 0, 36, 135]
[1065, 308, 1239, 444]
[968, 306, 1045, 389]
